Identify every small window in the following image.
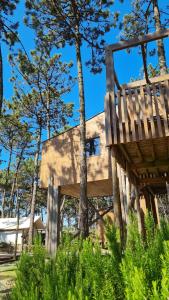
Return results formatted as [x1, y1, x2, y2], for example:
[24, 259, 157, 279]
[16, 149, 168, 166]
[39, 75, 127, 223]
[86, 137, 100, 157]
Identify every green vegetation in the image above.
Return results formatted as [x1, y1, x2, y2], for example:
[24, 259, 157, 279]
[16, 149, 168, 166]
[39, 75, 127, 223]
[0, 262, 16, 300]
[10, 214, 169, 300]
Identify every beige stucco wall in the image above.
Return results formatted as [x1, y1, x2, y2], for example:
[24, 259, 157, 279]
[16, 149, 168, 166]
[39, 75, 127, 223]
[40, 112, 112, 192]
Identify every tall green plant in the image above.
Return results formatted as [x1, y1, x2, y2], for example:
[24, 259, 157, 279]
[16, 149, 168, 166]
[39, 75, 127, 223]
[11, 214, 169, 300]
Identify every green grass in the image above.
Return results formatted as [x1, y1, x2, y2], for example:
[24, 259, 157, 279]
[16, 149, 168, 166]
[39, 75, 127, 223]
[0, 262, 17, 299]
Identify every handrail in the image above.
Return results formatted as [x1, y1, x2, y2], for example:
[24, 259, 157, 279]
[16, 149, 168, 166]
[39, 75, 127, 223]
[121, 74, 169, 89]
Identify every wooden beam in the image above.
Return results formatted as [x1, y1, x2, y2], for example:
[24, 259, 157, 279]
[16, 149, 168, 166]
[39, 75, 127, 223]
[140, 176, 169, 184]
[122, 73, 169, 89]
[131, 159, 169, 169]
[151, 143, 156, 161]
[105, 48, 115, 92]
[119, 144, 132, 163]
[114, 70, 121, 91]
[108, 29, 169, 52]
[119, 145, 140, 179]
[135, 142, 144, 162]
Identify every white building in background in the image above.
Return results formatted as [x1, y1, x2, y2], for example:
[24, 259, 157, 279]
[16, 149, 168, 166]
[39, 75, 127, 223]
[0, 216, 45, 250]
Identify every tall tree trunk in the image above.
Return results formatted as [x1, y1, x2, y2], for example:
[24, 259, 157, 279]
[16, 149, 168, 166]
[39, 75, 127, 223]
[0, 44, 3, 113]
[8, 147, 24, 217]
[28, 125, 42, 247]
[75, 38, 88, 238]
[46, 91, 51, 139]
[153, 0, 167, 74]
[1, 142, 13, 217]
[14, 186, 20, 260]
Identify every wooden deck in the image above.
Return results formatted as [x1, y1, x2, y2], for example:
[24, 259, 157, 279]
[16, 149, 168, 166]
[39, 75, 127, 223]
[105, 74, 169, 145]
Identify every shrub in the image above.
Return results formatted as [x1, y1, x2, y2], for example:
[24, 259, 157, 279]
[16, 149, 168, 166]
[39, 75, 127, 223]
[11, 214, 169, 300]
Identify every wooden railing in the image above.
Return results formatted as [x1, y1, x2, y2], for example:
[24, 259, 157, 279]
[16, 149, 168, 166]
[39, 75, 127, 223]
[105, 74, 169, 145]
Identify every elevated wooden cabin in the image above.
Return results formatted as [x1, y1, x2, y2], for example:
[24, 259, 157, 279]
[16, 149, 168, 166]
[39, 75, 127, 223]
[105, 29, 169, 196]
[40, 112, 113, 197]
[40, 29, 169, 254]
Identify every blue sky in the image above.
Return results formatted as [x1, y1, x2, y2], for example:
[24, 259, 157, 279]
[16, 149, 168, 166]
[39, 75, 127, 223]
[1, 0, 169, 160]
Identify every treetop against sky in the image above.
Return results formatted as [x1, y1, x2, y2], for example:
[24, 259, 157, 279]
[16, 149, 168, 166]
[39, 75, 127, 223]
[2, 0, 169, 125]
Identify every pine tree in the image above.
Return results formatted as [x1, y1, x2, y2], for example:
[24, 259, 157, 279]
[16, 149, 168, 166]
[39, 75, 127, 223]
[121, 0, 167, 75]
[0, 109, 32, 217]
[0, 0, 19, 112]
[25, 0, 118, 237]
[10, 48, 74, 246]
[10, 50, 74, 139]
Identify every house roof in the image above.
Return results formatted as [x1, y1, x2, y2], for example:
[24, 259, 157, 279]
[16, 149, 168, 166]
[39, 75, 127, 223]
[0, 216, 45, 231]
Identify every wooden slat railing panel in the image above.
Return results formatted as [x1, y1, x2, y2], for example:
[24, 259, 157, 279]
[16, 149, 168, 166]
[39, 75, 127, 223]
[105, 76, 169, 145]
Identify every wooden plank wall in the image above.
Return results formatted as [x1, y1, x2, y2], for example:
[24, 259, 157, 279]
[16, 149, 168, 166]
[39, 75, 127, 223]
[106, 75, 169, 145]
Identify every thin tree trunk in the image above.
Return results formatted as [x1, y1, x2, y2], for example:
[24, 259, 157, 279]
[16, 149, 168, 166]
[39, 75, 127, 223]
[0, 44, 3, 113]
[153, 0, 167, 74]
[8, 147, 24, 217]
[46, 91, 51, 139]
[75, 37, 88, 238]
[1, 142, 13, 217]
[14, 186, 20, 260]
[28, 125, 42, 247]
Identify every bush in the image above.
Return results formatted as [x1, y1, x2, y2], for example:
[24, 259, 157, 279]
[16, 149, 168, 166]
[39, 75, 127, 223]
[11, 214, 169, 299]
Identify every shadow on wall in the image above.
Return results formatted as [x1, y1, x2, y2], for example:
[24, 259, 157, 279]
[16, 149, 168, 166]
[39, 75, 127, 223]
[40, 112, 112, 189]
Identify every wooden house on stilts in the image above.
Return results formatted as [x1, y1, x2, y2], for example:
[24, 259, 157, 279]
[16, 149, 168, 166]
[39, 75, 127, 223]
[40, 29, 169, 254]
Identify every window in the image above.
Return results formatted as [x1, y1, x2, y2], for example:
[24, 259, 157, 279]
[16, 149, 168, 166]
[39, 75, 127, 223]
[85, 137, 100, 157]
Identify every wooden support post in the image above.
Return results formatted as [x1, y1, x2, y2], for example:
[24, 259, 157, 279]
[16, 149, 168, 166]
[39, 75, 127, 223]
[45, 178, 51, 252]
[111, 147, 124, 243]
[154, 195, 160, 226]
[46, 177, 61, 255]
[105, 47, 115, 93]
[126, 163, 131, 224]
[150, 195, 158, 224]
[166, 181, 169, 202]
[135, 186, 143, 234]
[117, 165, 126, 224]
